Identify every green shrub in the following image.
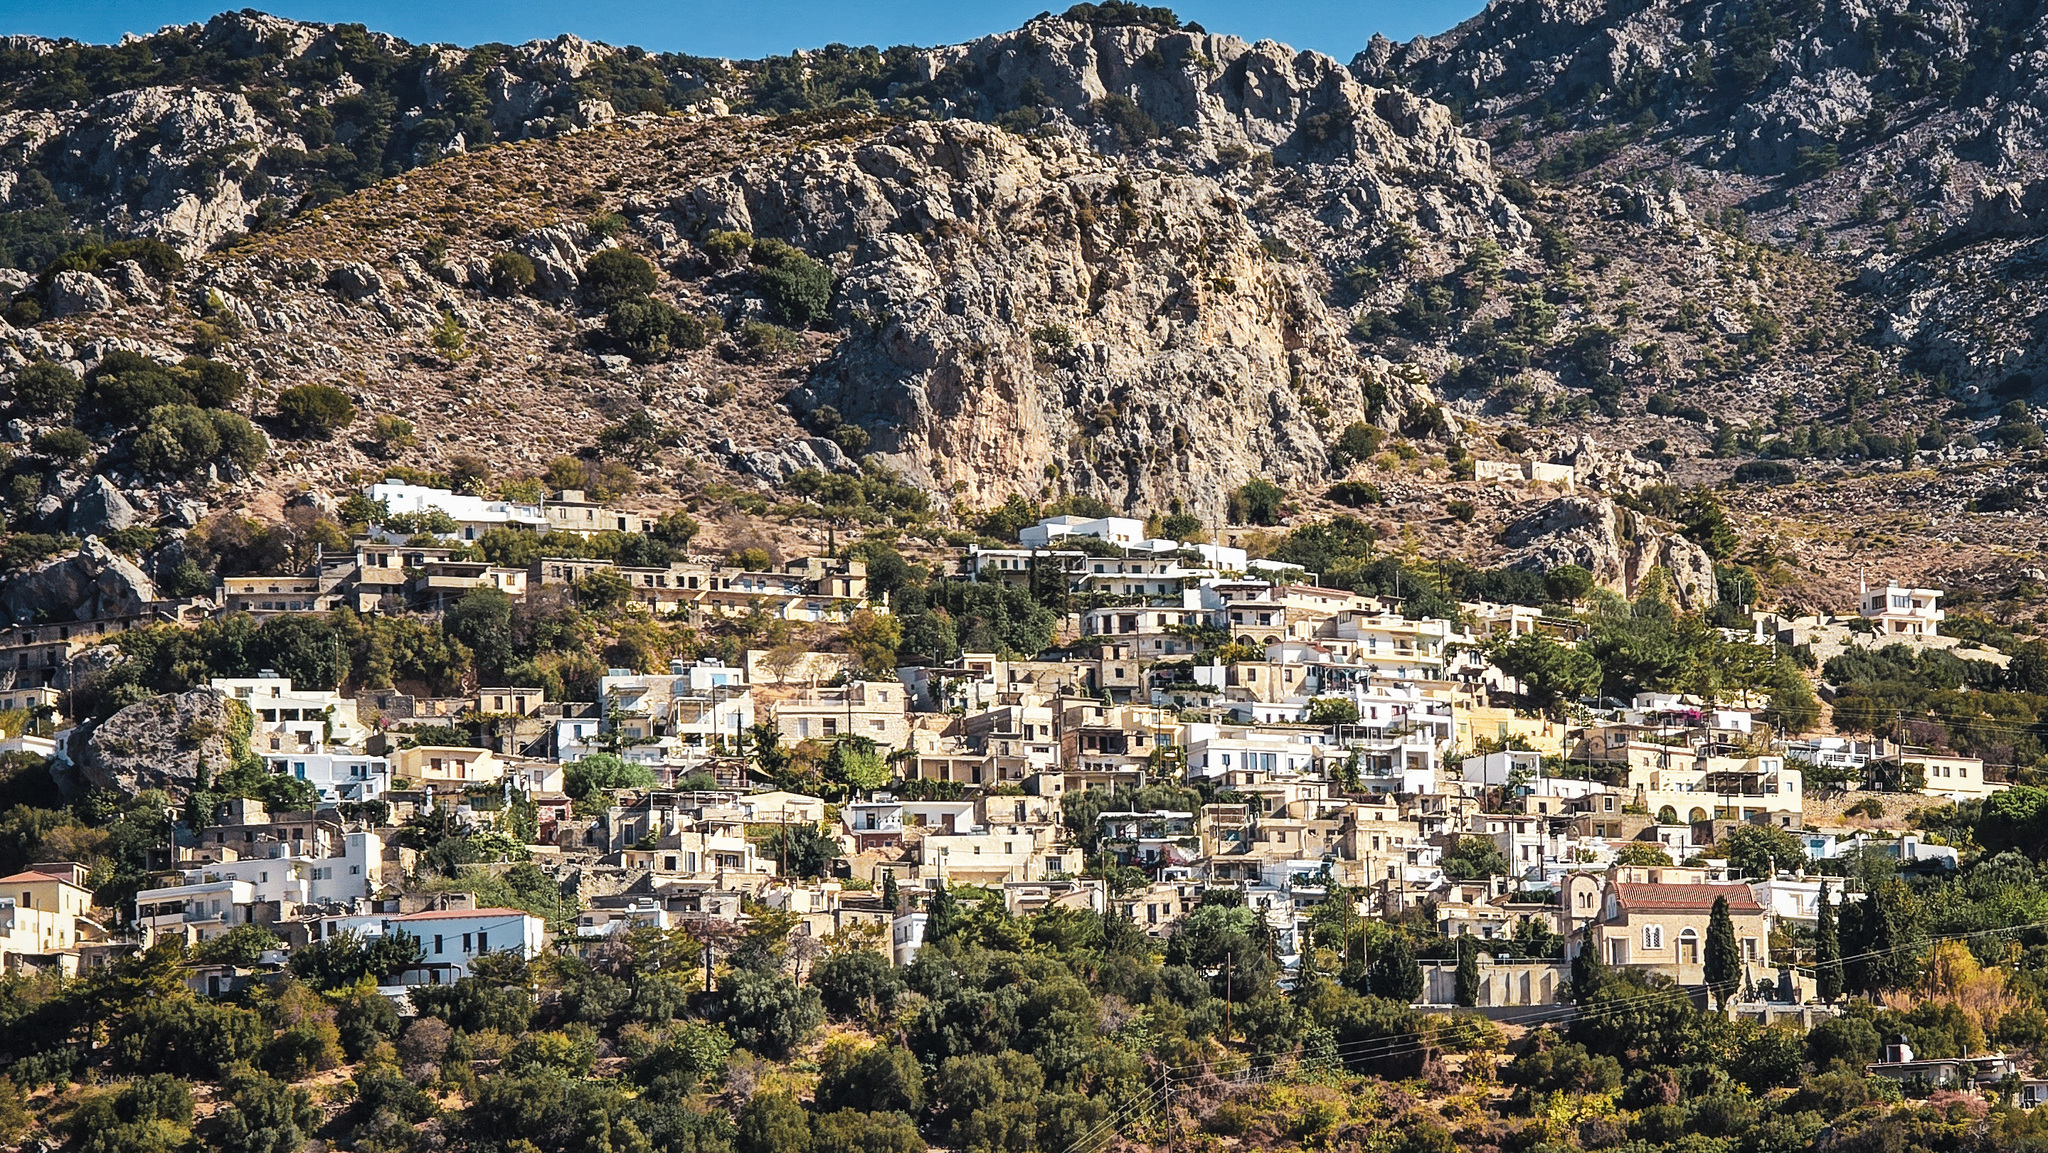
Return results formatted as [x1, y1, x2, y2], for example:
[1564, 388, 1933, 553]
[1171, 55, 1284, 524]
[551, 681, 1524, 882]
[1447, 498, 1476, 522]
[1733, 459, 1797, 485]
[605, 294, 708, 361]
[1229, 478, 1285, 525]
[739, 320, 802, 355]
[582, 248, 657, 309]
[32, 426, 91, 463]
[41, 237, 183, 283]
[133, 405, 221, 475]
[700, 229, 754, 265]
[210, 410, 268, 468]
[488, 251, 536, 295]
[370, 414, 416, 458]
[12, 359, 82, 419]
[1092, 93, 1159, 146]
[751, 238, 833, 328]
[274, 383, 357, 439]
[1328, 480, 1381, 507]
[84, 351, 191, 425]
[178, 356, 247, 408]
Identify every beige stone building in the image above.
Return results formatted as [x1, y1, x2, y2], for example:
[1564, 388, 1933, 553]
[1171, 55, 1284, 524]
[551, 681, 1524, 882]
[1570, 870, 1770, 983]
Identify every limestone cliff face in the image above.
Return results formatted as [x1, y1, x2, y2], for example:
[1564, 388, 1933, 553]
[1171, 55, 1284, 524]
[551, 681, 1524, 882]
[1500, 494, 1719, 610]
[0, 12, 643, 253]
[1364, 0, 2048, 194]
[925, 14, 1501, 177]
[682, 120, 1475, 515]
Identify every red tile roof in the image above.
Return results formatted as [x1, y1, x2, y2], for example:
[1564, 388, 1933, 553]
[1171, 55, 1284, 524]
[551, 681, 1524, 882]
[0, 870, 78, 886]
[1612, 882, 1762, 915]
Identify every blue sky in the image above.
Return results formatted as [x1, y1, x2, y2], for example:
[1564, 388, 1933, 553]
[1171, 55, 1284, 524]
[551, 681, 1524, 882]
[0, 1, 1482, 60]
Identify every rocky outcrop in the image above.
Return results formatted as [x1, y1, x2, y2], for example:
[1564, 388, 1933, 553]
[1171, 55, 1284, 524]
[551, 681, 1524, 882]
[681, 119, 1498, 515]
[513, 223, 616, 299]
[1597, 182, 1689, 230]
[1553, 434, 1662, 494]
[66, 475, 142, 537]
[1499, 494, 1717, 610]
[327, 263, 388, 301]
[921, 14, 1502, 177]
[46, 271, 115, 317]
[1962, 181, 2048, 239]
[63, 688, 246, 801]
[1362, 0, 2048, 211]
[0, 536, 157, 624]
[0, 13, 705, 255]
[718, 436, 853, 483]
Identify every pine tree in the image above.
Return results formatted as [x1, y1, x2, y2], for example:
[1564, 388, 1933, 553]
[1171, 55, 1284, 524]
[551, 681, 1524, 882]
[1453, 934, 1481, 1007]
[1705, 894, 1741, 1009]
[1366, 932, 1424, 1003]
[1815, 882, 1842, 1003]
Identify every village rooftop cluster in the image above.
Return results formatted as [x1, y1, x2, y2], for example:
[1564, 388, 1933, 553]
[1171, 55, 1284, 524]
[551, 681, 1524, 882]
[0, 484, 1998, 1090]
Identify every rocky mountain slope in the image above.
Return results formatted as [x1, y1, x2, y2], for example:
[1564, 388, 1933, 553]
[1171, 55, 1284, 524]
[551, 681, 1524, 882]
[0, 4, 2045, 615]
[1365, 0, 2048, 402]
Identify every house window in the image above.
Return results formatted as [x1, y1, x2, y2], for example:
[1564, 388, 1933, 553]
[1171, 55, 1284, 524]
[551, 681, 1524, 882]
[1642, 925, 1664, 950]
[435, 935, 444, 954]
[478, 931, 489, 952]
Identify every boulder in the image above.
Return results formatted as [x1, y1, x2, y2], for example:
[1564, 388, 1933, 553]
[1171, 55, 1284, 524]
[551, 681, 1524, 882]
[161, 497, 208, 529]
[719, 436, 854, 483]
[0, 269, 32, 296]
[0, 536, 158, 624]
[513, 223, 612, 299]
[47, 271, 115, 318]
[64, 688, 245, 801]
[1598, 182, 1690, 230]
[67, 475, 143, 537]
[103, 260, 160, 305]
[327, 262, 387, 301]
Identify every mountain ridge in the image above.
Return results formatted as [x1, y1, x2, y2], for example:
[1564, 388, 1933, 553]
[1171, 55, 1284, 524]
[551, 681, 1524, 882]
[0, 3, 2044, 612]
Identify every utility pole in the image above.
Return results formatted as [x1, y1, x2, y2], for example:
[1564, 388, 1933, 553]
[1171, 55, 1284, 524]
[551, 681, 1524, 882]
[1224, 954, 1233, 1041]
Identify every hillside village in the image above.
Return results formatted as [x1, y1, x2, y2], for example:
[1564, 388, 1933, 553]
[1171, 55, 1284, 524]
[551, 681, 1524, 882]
[15, 2, 2048, 1150]
[4, 477, 2039, 1131]
[3, 433, 2048, 1148]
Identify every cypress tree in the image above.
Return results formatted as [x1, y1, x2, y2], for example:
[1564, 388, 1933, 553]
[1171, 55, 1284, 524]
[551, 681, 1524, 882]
[1815, 882, 1842, 1003]
[1453, 934, 1481, 1007]
[924, 880, 959, 945]
[1569, 938, 1610, 1003]
[1705, 894, 1741, 1009]
[1292, 937, 1322, 1002]
[881, 872, 899, 913]
[1860, 878, 1923, 992]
